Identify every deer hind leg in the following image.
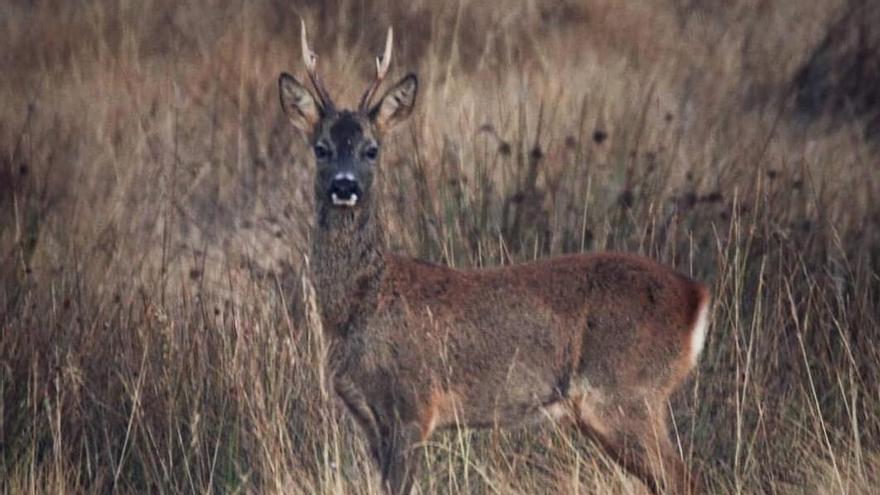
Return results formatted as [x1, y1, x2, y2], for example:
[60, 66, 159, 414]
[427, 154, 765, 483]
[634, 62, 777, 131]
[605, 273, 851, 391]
[574, 396, 698, 495]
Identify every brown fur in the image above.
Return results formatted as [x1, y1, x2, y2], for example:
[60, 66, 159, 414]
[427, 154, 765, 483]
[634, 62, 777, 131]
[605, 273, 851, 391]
[312, 212, 709, 494]
[279, 47, 709, 494]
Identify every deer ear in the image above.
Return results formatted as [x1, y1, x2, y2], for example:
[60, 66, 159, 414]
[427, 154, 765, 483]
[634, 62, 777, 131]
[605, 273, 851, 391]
[279, 72, 321, 135]
[369, 74, 417, 134]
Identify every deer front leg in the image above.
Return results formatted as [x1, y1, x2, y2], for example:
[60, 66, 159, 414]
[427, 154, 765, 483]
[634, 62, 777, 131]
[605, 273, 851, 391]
[376, 420, 423, 495]
[335, 378, 423, 494]
[334, 378, 385, 465]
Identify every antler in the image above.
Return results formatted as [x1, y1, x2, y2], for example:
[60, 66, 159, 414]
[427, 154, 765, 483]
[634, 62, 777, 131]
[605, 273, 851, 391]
[301, 20, 335, 111]
[358, 27, 393, 113]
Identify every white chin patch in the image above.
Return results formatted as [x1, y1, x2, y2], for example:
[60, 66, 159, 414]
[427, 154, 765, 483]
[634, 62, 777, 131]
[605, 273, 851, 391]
[331, 193, 358, 207]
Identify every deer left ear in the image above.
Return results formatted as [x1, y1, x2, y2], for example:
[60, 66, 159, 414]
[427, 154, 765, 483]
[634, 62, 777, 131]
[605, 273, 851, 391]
[369, 74, 417, 134]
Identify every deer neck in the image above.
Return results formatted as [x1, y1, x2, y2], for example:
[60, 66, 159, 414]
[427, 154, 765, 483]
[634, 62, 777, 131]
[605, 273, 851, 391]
[310, 203, 387, 338]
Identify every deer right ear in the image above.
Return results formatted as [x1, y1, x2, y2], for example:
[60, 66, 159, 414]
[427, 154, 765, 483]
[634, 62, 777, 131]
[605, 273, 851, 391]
[279, 72, 321, 135]
[369, 74, 418, 134]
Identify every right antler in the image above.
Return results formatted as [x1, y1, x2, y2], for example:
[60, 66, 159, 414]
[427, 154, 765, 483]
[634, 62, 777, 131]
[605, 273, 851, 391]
[358, 27, 393, 113]
[301, 20, 335, 111]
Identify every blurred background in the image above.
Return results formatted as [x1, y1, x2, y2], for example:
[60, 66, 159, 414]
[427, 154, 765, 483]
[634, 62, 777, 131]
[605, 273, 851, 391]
[1, 0, 879, 493]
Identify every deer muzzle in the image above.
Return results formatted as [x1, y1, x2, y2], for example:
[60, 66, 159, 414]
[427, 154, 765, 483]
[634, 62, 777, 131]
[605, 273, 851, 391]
[329, 173, 362, 207]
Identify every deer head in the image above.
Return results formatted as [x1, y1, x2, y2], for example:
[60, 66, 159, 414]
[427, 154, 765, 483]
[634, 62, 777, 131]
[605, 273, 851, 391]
[279, 22, 417, 211]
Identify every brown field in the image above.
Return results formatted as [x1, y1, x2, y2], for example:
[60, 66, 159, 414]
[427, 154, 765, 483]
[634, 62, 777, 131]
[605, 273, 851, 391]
[2, 0, 879, 493]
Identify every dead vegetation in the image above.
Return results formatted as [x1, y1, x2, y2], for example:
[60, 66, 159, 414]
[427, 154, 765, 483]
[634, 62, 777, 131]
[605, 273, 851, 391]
[1, 0, 879, 493]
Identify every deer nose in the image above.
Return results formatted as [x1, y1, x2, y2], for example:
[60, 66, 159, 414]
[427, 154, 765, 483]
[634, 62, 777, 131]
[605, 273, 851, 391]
[329, 173, 362, 207]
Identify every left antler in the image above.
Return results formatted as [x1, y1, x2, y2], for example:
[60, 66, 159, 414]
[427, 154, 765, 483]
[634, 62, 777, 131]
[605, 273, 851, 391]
[358, 27, 393, 113]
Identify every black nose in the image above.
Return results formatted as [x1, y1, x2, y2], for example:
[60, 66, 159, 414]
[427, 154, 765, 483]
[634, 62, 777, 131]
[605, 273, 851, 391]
[329, 177, 362, 205]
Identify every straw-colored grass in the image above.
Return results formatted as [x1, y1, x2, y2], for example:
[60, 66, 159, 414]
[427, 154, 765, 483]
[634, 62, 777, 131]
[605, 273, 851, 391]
[2, 1, 878, 493]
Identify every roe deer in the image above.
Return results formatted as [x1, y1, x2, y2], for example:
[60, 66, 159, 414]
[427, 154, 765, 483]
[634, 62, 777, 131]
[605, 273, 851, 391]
[279, 22, 710, 495]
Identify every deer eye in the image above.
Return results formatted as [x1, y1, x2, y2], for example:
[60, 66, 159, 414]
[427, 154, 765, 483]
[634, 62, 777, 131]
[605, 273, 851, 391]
[362, 145, 379, 161]
[313, 143, 330, 160]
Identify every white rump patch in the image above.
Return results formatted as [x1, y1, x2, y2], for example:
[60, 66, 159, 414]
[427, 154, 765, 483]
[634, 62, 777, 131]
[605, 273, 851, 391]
[689, 297, 710, 367]
[331, 192, 358, 207]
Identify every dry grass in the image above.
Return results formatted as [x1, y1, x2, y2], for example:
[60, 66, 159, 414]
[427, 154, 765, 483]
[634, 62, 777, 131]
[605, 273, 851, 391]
[2, 0, 879, 493]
